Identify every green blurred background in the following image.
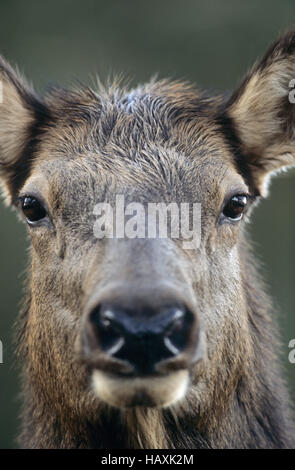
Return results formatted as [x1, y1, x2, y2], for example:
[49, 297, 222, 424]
[0, 0, 295, 448]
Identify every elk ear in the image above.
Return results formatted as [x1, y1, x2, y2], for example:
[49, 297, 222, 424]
[0, 56, 49, 204]
[225, 30, 295, 196]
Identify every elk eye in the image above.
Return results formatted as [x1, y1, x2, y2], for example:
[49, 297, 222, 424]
[21, 196, 47, 223]
[222, 194, 248, 221]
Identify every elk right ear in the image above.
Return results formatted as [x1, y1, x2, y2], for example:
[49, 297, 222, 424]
[0, 56, 49, 204]
[225, 30, 295, 196]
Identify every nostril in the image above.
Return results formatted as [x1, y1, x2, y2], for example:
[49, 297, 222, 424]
[164, 308, 194, 356]
[90, 307, 125, 356]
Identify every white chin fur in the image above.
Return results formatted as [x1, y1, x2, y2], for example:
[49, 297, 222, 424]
[92, 370, 189, 408]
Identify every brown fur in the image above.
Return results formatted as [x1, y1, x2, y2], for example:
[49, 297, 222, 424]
[1, 31, 295, 449]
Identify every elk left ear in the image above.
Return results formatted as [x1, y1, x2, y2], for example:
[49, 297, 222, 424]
[225, 30, 295, 196]
[0, 56, 49, 204]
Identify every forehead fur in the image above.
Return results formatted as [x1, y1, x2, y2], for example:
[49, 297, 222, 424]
[36, 80, 232, 168]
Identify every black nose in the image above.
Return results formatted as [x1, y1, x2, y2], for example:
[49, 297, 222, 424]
[86, 302, 196, 374]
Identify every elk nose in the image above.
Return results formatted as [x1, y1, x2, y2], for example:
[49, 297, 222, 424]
[86, 303, 196, 374]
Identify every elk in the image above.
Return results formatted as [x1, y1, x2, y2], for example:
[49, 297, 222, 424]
[0, 30, 295, 449]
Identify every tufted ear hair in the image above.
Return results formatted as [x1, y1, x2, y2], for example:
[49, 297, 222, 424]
[225, 30, 295, 196]
[0, 56, 49, 203]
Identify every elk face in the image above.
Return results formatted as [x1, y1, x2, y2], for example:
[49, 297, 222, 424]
[15, 146, 249, 410]
[1, 29, 295, 413]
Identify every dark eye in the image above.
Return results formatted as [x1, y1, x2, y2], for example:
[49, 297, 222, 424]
[21, 196, 47, 223]
[223, 194, 248, 221]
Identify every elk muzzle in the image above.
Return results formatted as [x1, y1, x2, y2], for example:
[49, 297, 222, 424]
[80, 284, 204, 408]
